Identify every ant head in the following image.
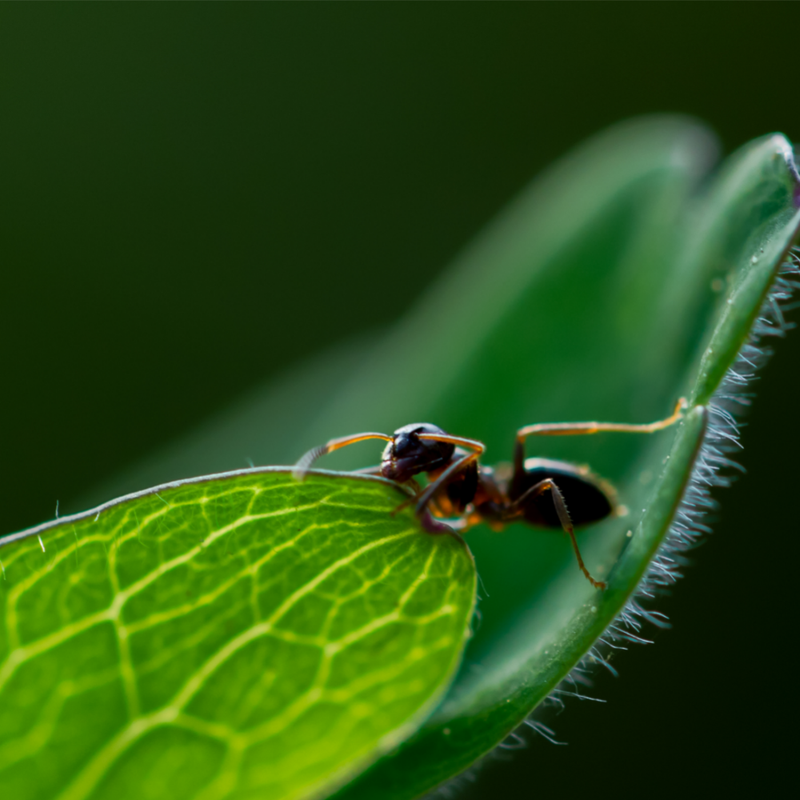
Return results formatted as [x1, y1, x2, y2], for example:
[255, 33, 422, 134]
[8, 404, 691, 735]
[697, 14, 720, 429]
[381, 423, 455, 483]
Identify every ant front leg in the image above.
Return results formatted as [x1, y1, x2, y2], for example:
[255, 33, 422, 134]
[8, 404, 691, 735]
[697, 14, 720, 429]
[412, 434, 485, 517]
[506, 479, 606, 590]
[388, 432, 485, 532]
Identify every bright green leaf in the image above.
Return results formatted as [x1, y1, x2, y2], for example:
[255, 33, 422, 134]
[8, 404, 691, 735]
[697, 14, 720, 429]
[0, 470, 476, 800]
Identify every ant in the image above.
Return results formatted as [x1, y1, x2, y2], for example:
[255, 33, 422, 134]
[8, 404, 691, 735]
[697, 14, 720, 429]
[293, 399, 686, 590]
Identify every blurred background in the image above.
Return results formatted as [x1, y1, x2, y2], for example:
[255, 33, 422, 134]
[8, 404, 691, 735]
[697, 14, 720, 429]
[1, 5, 798, 799]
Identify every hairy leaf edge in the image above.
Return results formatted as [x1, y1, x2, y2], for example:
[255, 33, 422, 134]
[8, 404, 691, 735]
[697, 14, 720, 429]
[437, 244, 800, 796]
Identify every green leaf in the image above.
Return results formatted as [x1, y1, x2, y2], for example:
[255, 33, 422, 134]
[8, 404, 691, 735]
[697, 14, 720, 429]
[0, 470, 476, 800]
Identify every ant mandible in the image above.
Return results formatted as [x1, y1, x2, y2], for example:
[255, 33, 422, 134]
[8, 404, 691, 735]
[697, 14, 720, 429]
[293, 399, 686, 590]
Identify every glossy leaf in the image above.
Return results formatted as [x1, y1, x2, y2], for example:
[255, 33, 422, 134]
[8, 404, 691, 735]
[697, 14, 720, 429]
[0, 471, 476, 800]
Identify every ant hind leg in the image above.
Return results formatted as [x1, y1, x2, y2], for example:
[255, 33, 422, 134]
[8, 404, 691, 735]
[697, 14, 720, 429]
[509, 478, 607, 590]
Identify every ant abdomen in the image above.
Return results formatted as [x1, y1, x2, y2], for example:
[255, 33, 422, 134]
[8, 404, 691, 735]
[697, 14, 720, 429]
[510, 458, 616, 528]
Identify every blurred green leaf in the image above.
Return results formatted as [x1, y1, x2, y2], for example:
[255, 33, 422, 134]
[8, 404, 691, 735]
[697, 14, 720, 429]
[0, 471, 476, 800]
[329, 127, 800, 799]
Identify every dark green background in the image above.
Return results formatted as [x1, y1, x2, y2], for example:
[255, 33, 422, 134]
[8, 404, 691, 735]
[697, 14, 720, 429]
[1, 6, 797, 800]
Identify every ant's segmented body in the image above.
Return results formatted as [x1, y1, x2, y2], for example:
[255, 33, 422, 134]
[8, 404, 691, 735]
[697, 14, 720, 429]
[294, 400, 686, 590]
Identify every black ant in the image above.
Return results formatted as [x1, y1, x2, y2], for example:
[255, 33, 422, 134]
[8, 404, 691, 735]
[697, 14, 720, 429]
[293, 400, 686, 590]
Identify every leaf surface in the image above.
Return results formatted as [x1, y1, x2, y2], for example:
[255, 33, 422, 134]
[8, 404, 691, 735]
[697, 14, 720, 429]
[0, 470, 476, 800]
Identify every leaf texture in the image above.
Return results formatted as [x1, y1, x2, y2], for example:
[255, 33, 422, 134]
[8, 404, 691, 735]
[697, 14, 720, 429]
[0, 470, 476, 800]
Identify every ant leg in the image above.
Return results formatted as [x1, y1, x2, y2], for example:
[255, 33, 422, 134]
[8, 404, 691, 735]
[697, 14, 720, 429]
[412, 436, 485, 514]
[390, 435, 485, 520]
[401, 432, 486, 514]
[293, 432, 393, 480]
[507, 478, 606, 590]
[389, 448, 483, 518]
[418, 510, 468, 535]
[423, 512, 472, 534]
[415, 496, 486, 536]
[513, 398, 687, 475]
[518, 398, 686, 440]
